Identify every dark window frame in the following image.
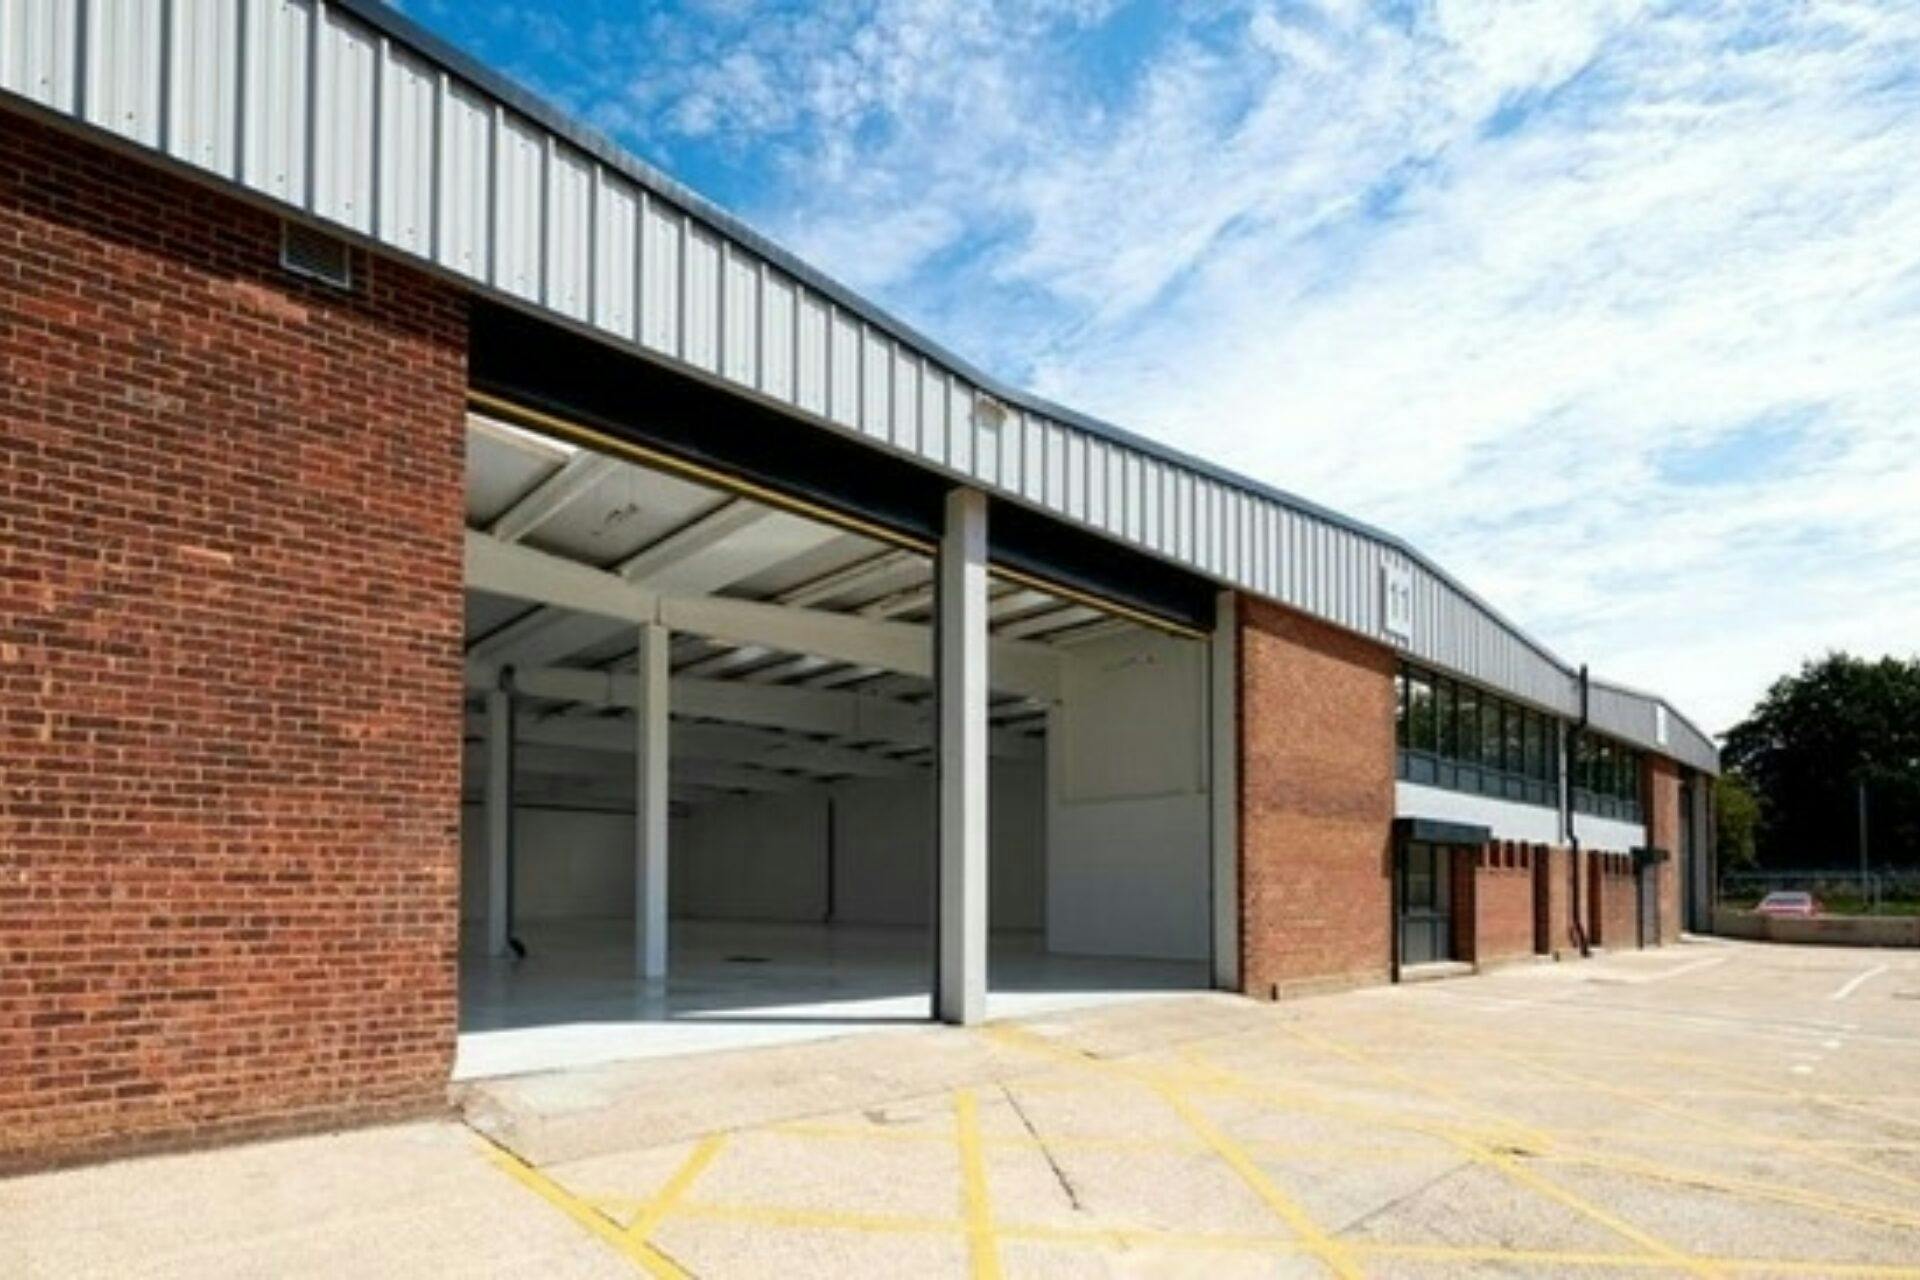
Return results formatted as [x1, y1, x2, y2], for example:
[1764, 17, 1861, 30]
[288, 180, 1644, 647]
[1394, 662, 1563, 812]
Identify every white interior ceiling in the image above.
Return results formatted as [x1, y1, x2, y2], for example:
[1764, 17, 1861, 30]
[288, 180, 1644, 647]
[462, 412, 1141, 812]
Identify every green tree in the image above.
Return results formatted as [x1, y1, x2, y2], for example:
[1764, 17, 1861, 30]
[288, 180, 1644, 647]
[1720, 653, 1920, 870]
[1715, 773, 1761, 871]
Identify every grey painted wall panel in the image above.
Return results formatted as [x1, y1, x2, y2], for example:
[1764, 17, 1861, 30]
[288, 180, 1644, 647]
[1, 0, 79, 112]
[167, 0, 238, 177]
[542, 144, 591, 321]
[436, 77, 489, 280]
[84, 0, 160, 145]
[313, 7, 374, 234]
[0, 0, 1716, 772]
[721, 248, 756, 387]
[639, 199, 679, 355]
[794, 291, 826, 415]
[682, 223, 718, 372]
[239, 0, 309, 207]
[491, 111, 540, 301]
[592, 171, 637, 339]
[377, 45, 433, 254]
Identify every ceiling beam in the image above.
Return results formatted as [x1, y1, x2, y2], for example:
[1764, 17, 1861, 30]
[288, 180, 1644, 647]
[466, 710, 923, 780]
[488, 453, 619, 544]
[466, 662, 1042, 761]
[473, 500, 845, 668]
[997, 604, 1102, 640]
[465, 531, 1061, 700]
[460, 741, 811, 795]
[779, 550, 917, 608]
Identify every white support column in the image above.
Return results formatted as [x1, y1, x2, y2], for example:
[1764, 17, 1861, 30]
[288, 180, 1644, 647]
[485, 686, 513, 958]
[937, 488, 989, 1025]
[634, 623, 671, 979]
[1209, 590, 1240, 992]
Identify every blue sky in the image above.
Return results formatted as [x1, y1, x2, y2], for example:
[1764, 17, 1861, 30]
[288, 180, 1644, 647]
[402, 0, 1920, 732]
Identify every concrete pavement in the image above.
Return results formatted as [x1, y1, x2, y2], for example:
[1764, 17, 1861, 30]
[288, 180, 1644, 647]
[7, 939, 1920, 1278]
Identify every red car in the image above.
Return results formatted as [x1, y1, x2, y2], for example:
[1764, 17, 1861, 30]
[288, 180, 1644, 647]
[1754, 891, 1821, 918]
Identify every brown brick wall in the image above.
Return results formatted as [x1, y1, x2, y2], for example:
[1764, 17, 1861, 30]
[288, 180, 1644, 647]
[0, 114, 469, 1170]
[1471, 843, 1537, 965]
[1236, 597, 1396, 996]
[1587, 852, 1640, 949]
[1644, 756, 1682, 944]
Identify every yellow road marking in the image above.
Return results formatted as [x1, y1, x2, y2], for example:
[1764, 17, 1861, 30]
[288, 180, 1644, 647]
[955, 1090, 1004, 1280]
[624, 1135, 725, 1244]
[1455, 1029, 1920, 1200]
[1248, 1028, 1724, 1279]
[480, 1010, 1920, 1278]
[1151, 1080, 1365, 1278]
[1543, 1147, 1920, 1234]
[549, 1189, 1920, 1276]
[772, 1119, 1437, 1162]
[983, 1023, 1363, 1278]
[482, 1140, 691, 1279]
[1213, 1028, 1920, 1243]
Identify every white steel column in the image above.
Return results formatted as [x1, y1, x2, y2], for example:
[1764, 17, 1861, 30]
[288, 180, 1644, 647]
[937, 488, 989, 1024]
[1209, 590, 1240, 992]
[634, 623, 671, 979]
[485, 686, 513, 958]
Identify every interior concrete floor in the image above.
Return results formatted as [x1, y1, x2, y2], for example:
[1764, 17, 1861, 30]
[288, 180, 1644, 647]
[454, 920, 1209, 1080]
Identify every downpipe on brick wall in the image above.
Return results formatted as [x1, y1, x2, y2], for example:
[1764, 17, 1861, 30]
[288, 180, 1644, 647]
[1567, 666, 1591, 959]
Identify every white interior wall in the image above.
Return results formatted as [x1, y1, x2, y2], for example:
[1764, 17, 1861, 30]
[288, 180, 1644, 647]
[1046, 628, 1211, 961]
[459, 804, 634, 928]
[826, 760, 1045, 929]
[461, 755, 1047, 933]
[672, 789, 832, 922]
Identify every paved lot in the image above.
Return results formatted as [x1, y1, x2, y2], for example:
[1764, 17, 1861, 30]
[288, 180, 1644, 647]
[7, 940, 1920, 1278]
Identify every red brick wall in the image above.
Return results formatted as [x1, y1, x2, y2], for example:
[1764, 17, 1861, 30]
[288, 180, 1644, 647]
[1472, 843, 1536, 965]
[1644, 757, 1682, 944]
[1237, 598, 1396, 996]
[1586, 852, 1639, 949]
[1541, 846, 1574, 957]
[0, 114, 469, 1170]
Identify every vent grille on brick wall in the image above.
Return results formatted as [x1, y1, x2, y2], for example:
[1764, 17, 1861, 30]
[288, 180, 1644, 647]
[280, 222, 353, 290]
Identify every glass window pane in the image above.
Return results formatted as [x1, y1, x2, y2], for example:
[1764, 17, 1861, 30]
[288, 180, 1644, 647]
[1504, 703, 1524, 775]
[1457, 685, 1478, 771]
[1480, 698, 1501, 768]
[1411, 671, 1435, 753]
[1395, 668, 1409, 749]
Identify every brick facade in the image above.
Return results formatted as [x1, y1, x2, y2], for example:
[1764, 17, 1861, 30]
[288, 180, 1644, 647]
[0, 115, 469, 1170]
[1468, 843, 1537, 966]
[1644, 756, 1684, 944]
[1586, 852, 1640, 949]
[1236, 597, 1396, 996]
[1539, 846, 1577, 957]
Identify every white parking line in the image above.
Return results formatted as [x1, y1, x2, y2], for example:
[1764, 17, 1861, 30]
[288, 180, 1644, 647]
[1621, 956, 1728, 985]
[1829, 965, 1890, 1002]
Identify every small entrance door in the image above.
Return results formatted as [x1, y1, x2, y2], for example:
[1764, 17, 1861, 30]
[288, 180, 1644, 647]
[1400, 841, 1454, 966]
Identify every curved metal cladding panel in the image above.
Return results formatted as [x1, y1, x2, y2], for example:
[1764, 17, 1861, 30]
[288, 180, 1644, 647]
[0, 0, 1708, 767]
[1588, 681, 1720, 775]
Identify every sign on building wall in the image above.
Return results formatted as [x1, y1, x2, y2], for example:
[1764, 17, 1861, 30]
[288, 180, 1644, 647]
[1382, 563, 1414, 646]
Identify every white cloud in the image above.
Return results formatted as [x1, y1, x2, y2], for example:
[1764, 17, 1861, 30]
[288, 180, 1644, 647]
[499, 0, 1920, 734]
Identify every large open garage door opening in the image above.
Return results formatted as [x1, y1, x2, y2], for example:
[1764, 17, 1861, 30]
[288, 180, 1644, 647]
[455, 408, 1219, 1079]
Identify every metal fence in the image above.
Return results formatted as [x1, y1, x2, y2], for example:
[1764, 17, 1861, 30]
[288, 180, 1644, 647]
[1720, 868, 1920, 913]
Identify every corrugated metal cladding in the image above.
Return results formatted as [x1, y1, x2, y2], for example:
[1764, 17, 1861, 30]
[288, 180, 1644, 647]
[1587, 681, 1717, 775]
[0, 0, 1716, 773]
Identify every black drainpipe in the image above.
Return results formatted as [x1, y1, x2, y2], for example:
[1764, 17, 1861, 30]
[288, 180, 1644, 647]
[1568, 665, 1590, 958]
